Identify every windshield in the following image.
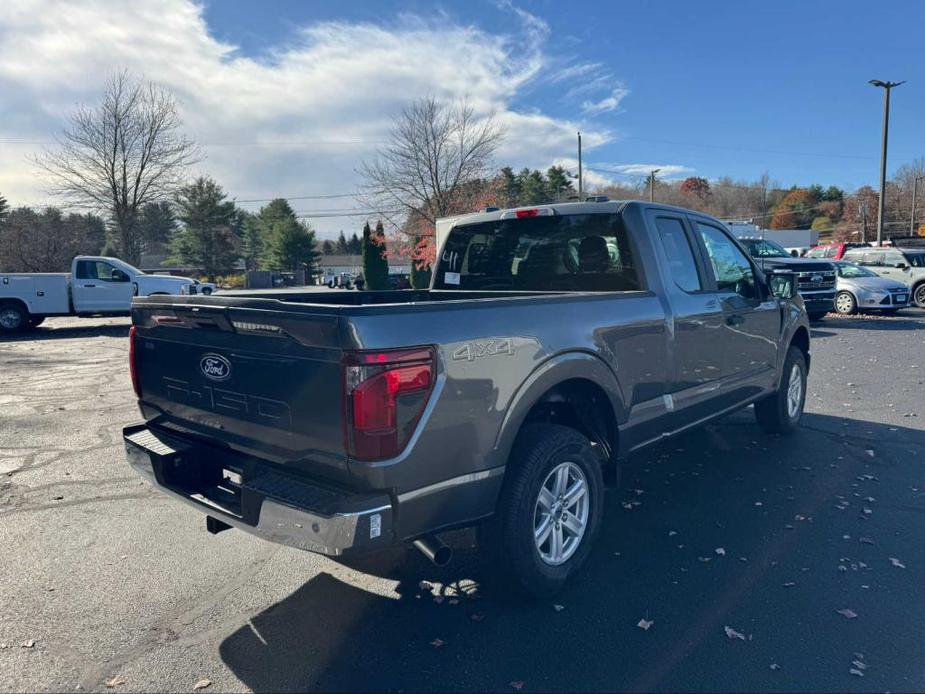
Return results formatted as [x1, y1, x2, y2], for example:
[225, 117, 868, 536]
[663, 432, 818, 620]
[740, 238, 791, 258]
[434, 213, 641, 292]
[835, 262, 879, 279]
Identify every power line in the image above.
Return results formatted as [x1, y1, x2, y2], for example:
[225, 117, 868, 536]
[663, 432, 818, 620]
[620, 136, 881, 161]
[235, 193, 360, 203]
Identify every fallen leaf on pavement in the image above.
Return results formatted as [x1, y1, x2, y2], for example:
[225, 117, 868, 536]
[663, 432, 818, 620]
[430, 638, 445, 648]
[849, 668, 864, 677]
[20, 639, 35, 649]
[782, 582, 795, 587]
[470, 612, 485, 622]
[715, 547, 726, 556]
[508, 681, 524, 690]
[865, 450, 875, 457]
[552, 604, 565, 612]
[769, 663, 780, 671]
[637, 618, 653, 631]
[859, 537, 875, 545]
[724, 626, 746, 641]
[193, 679, 212, 691]
[105, 676, 126, 688]
[889, 557, 906, 569]
[836, 609, 858, 619]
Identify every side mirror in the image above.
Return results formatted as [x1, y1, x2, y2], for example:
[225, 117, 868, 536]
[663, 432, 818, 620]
[769, 271, 797, 300]
[894, 262, 908, 269]
[111, 269, 128, 282]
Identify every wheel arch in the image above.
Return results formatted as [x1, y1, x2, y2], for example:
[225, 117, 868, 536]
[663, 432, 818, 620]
[493, 352, 625, 469]
[789, 324, 810, 370]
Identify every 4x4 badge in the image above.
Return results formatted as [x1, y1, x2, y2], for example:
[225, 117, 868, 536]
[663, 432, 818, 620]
[200, 353, 231, 381]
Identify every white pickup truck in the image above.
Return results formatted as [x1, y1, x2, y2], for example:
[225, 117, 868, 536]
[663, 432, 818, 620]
[0, 256, 197, 333]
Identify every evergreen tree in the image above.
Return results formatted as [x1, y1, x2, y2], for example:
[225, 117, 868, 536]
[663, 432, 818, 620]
[320, 239, 335, 255]
[0, 192, 9, 230]
[362, 221, 389, 290]
[259, 199, 319, 275]
[498, 167, 520, 207]
[348, 232, 362, 255]
[518, 169, 549, 205]
[545, 166, 574, 201]
[138, 201, 177, 254]
[335, 230, 349, 254]
[170, 177, 239, 281]
[240, 212, 264, 271]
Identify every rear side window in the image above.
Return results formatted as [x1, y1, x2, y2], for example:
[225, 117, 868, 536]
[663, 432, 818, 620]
[434, 213, 641, 292]
[75, 260, 96, 280]
[654, 216, 701, 292]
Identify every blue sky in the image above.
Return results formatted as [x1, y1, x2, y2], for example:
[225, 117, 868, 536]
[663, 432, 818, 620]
[1, 0, 922, 238]
[203, 0, 924, 191]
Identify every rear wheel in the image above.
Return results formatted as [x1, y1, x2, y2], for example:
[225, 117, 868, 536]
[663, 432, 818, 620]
[0, 303, 30, 333]
[754, 346, 807, 435]
[834, 291, 857, 315]
[488, 424, 603, 598]
[28, 316, 45, 328]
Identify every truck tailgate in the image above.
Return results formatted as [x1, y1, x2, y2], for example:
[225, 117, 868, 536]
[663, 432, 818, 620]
[131, 302, 349, 482]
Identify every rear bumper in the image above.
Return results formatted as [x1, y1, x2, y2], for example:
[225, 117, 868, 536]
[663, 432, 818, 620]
[123, 424, 392, 556]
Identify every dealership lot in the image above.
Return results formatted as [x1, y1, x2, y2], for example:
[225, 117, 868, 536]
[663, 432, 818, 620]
[2, 312, 924, 693]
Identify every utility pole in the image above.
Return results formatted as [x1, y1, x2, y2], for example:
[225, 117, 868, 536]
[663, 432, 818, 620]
[869, 79, 905, 246]
[648, 168, 661, 202]
[577, 131, 583, 201]
[911, 175, 924, 235]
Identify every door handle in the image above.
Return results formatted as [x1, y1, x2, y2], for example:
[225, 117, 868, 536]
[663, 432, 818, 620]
[84, 284, 96, 288]
[726, 314, 745, 326]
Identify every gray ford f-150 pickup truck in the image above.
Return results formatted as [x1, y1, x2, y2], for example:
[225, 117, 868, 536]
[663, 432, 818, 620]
[124, 200, 810, 596]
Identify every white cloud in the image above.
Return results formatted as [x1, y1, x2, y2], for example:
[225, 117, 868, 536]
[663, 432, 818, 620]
[0, 1, 622, 238]
[581, 85, 630, 115]
[589, 163, 694, 179]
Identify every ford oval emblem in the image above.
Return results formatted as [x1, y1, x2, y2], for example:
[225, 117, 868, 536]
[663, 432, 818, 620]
[811, 274, 823, 283]
[200, 353, 231, 381]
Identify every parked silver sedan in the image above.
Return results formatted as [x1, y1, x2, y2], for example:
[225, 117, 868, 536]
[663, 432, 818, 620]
[832, 261, 910, 314]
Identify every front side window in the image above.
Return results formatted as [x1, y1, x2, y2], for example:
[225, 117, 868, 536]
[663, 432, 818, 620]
[434, 213, 641, 292]
[836, 262, 879, 279]
[696, 223, 757, 299]
[655, 216, 701, 292]
[906, 252, 925, 268]
[745, 239, 790, 258]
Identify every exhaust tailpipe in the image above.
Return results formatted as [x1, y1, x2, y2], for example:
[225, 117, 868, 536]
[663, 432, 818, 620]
[413, 535, 453, 567]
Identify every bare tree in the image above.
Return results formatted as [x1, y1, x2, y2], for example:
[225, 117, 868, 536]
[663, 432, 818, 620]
[35, 71, 199, 265]
[360, 96, 503, 230]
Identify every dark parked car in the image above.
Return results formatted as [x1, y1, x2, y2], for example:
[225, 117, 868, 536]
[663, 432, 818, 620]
[737, 237, 836, 319]
[124, 201, 810, 596]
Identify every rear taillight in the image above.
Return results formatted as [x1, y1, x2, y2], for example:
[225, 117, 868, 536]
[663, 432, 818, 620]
[128, 325, 142, 398]
[343, 347, 436, 461]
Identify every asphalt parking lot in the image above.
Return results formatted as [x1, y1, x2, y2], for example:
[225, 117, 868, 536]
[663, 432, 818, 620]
[2, 310, 924, 693]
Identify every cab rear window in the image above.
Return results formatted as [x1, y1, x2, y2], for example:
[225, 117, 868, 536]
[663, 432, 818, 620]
[434, 213, 641, 292]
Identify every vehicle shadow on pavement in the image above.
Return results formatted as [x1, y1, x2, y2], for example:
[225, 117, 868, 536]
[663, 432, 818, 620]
[219, 412, 925, 693]
[0, 323, 130, 342]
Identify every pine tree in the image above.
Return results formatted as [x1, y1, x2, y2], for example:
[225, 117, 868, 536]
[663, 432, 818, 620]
[170, 177, 239, 281]
[348, 232, 362, 255]
[335, 230, 349, 255]
[545, 166, 574, 201]
[0, 192, 9, 229]
[240, 213, 264, 271]
[320, 239, 335, 255]
[362, 220, 389, 290]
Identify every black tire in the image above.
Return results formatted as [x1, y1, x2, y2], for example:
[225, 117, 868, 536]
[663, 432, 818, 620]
[914, 283, 925, 308]
[488, 424, 604, 598]
[28, 316, 45, 327]
[201, 287, 212, 295]
[754, 346, 807, 435]
[0, 302, 30, 333]
[834, 291, 857, 315]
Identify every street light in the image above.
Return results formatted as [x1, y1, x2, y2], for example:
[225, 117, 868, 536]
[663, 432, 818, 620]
[869, 79, 905, 246]
[648, 168, 661, 202]
[911, 175, 925, 235]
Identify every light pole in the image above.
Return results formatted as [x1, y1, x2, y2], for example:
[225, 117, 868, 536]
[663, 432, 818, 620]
[869, 79, 905, 246]
[911, 175, 924, 235]
[648, 168, 661, 202]
[577, 131, 583, 201]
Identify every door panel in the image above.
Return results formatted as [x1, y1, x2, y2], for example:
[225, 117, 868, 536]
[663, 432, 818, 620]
[72, 260, 134, 312]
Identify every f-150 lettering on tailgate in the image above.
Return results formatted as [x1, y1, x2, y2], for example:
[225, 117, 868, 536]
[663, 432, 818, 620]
[163, 377, 292, 428]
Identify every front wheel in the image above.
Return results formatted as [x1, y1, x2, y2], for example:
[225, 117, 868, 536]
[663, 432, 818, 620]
[914, 283, 925, 308]
[489, 424, 603, 598]
[0, 303, 30, 333]
[754, 346, 807, 435]
[834, 291, 857, 315]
